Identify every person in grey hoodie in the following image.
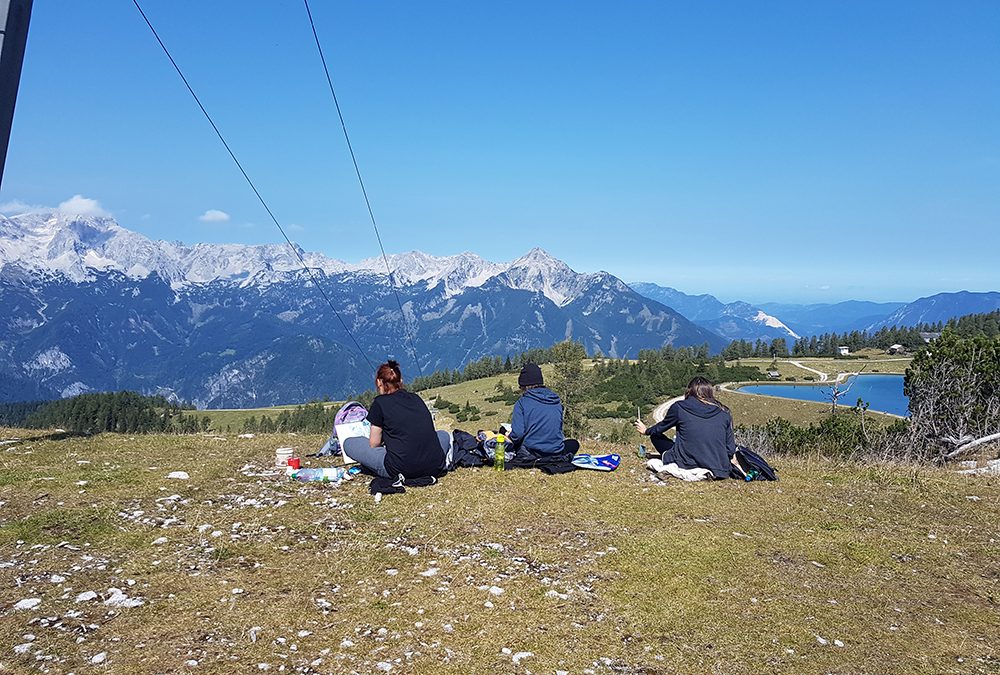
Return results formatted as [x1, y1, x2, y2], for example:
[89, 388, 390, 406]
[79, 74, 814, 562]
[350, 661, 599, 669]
[508, 363, 579, 459]
[634, 376, 736, 479]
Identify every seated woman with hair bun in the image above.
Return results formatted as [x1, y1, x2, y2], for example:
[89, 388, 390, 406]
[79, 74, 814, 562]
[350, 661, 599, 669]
[343, 360, 450, 481]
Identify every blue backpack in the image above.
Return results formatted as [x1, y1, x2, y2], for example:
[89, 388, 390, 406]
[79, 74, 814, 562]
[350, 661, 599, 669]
[730, 447, 778, 481]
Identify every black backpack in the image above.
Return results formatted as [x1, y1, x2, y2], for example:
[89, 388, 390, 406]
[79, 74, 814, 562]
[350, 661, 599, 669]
[730, 447, 778, 481]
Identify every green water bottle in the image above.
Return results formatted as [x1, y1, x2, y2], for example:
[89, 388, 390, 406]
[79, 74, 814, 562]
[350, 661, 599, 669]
[494, 434, 506, 472]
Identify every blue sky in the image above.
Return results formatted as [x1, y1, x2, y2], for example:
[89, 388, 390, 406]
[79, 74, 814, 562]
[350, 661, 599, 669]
[3, 1, 998, 303]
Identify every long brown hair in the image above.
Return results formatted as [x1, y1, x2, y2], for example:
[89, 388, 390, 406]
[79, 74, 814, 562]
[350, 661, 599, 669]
[376, 360, 403, 394]
[685, 376, 729, 411]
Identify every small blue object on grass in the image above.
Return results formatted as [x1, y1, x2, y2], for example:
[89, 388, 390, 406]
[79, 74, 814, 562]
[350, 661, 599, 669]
[572, 453, 621, 471]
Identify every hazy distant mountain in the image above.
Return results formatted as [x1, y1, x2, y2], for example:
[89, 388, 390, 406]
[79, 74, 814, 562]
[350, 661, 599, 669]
[0, 211, 724, 406]
[757, 300, 906, 335]
[630, 283, 799, 342]
[866, 291, 1000, 331]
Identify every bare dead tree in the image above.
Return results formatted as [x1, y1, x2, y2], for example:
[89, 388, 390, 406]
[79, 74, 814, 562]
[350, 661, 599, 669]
[906, 338, 1000, 463]
[823, 365, 868, 414]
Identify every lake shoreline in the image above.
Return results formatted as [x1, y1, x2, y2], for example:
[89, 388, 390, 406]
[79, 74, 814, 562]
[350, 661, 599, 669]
[733, 373, 909, 417]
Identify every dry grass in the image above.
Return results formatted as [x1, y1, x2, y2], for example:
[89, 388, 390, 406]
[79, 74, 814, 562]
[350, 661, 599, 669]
[2, 428, 998, 674]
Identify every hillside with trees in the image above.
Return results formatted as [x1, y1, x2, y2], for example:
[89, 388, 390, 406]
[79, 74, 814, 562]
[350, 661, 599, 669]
[5, 392, 204, 434]
[723, 309, 1000, 359]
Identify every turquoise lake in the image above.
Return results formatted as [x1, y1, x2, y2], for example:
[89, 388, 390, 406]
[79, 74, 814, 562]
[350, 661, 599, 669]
[738, 374, 909, 416]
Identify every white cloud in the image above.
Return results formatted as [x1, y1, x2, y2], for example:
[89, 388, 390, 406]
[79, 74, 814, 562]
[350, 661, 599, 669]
[199, 209, 231, 223]
[58, 195, 109, 218]
[0, 199, 44, 214]
[287, 223, 305, 232]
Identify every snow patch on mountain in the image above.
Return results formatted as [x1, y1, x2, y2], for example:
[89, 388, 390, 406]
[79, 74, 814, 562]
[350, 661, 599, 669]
[753, 311, 800, 339]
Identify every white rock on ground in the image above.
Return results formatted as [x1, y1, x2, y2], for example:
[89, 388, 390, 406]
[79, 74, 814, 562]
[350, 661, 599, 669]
[104, 587, 144, 608]
[14, 598, 41, 611]
[512, 651, 534, 664]
[75, 591, 98, 603]
[90, 652, 108, 664]
[167, 471, 190, 480]
[419, 568, 439, 577]
[14, 643, 32, 655]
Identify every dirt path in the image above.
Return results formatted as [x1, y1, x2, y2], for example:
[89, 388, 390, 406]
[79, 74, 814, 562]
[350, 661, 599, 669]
[652, 395, 683, 423]
[787, 360, 829, 381]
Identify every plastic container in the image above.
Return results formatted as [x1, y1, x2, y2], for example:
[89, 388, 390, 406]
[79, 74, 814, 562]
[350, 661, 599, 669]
[275, 447, 294, 467]
[494, 434, 506, 472]
[291, 467, 346, 483]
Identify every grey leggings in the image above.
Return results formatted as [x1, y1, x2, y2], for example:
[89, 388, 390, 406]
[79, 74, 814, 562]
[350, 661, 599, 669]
[343, 430, 452, 478]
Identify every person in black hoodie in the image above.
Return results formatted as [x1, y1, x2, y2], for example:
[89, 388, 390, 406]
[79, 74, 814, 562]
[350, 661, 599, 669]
[507, 363, 580, 464]
[633, 376, 735, 479]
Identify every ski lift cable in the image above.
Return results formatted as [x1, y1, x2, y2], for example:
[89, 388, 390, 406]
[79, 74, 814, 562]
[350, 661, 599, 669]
[302, 0, 424, 378]
[130, 0, 375, 370]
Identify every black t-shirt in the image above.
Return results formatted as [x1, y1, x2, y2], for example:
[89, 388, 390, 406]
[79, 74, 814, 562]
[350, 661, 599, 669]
[366, 390, 443, 478]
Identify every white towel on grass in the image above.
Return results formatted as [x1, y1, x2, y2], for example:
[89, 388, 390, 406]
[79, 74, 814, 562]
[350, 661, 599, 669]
[646, 458, 714, 482]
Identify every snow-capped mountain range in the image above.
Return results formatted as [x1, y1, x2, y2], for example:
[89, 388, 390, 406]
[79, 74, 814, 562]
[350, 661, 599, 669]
[0, 210, 594, 305]
[0, 210, 725, 406]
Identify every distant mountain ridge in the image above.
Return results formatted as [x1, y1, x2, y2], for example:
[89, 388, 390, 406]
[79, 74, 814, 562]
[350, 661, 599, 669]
[0, 210, 725, 406]
[757, 300, 907, 336]
[866, 291, 1000, 331]
[629, 282, 800, 342]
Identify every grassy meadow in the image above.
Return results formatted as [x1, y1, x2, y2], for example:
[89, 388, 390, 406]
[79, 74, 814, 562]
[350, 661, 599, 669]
[1, 428, 998, 674]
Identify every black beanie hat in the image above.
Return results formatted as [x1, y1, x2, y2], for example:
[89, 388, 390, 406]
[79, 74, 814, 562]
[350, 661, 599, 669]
[518, 363, 544, 388]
